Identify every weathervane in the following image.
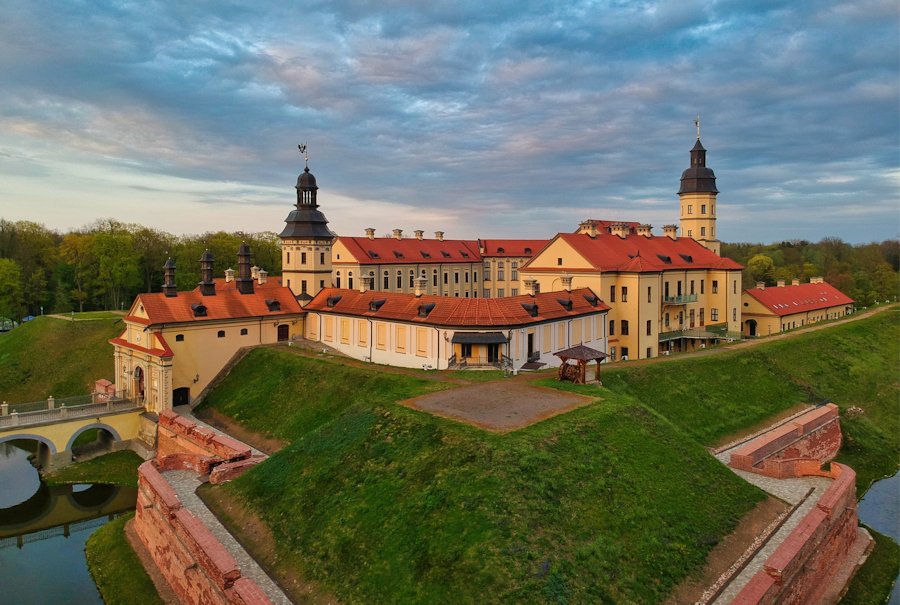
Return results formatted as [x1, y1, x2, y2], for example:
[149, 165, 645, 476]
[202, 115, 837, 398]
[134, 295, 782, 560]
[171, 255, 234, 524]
[694, 114, 701, 140]
[298, 143, 309, 168]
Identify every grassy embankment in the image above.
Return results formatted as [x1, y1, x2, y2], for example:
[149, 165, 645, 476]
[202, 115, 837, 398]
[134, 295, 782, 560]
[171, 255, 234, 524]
[43, 450, 143, 487]
[0, 314, 121, 402]
[85, 513, 164, 605]
[595, 308, 900, 494]
[199, 348, 764, 604]
[841, 527, 900, 605]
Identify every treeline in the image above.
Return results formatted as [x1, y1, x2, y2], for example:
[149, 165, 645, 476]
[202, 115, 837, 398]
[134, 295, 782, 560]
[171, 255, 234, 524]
[722, 238, 900, 306]
[0, 219, 282, 319]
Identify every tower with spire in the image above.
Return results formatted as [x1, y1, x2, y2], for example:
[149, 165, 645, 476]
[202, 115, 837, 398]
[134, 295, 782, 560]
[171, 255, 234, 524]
[678, 117, 720, 255]
[279, 144, 336, 303]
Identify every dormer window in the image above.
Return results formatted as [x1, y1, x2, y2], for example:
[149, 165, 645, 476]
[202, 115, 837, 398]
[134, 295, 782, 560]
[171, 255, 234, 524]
[368, 250, 380, 259]
[369, 299, 386, 312]
[583, 294, 599, 307]
[326, 295, 342, 308]
[524, 247, 532, 254]
[191, 303, 208, 317]
[441, 250, 451, 258]
[497, 247, 505, 253]
[421, 251, 431, 259]
[656, 254, 672, 264]
[265, 299, 281, 312]
[417, 303, 435, 317]
[521, 303, 538, 317]
[679, 254, 693, 263]
[557, 298, 573, 311]
[393, 251, 404, 259]
[460, 250, 469, 258]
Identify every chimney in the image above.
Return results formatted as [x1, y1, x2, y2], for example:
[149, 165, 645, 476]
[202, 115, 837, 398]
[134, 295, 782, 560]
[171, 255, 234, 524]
[162, 258, 177, 297]
[257, 269, 267, 285]
[524, 279, 539, 296]
[392, 228, 403, 240]
[359, 274, 373, 293]
[224, 268, 235, 283]
[236, 243, 254, 295]
[560, 275, 573, 291]
[365, 227, 376, 240]
[251, 265, 260, 279]
[414, 230, 424, 240]
[777, 279, 785, 288]
[198, 249, 216, 296]
[578, 221, 598, 237]
[434, 230, 444, 241]
[663, 224, 678, 239]
[756, 281, 765, 290]
[791, 278, 799, 286]
[811, 276, 823, 284]
[414, 277, 427, 297]
[637, 224, 652, 238]
[610, 223, 629, 238]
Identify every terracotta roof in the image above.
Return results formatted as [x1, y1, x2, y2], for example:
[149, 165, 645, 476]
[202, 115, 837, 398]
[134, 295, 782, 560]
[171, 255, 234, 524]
[305, 287, 609, 327]
[577, 220, 642, 234]
[130, 278, 303, 325]
[479, 239, 549, 257]
[336, 236, 481, 265]
[109, 331, 174, 358]
[524, 232, 742, 273]
[744, 282, 854, 317]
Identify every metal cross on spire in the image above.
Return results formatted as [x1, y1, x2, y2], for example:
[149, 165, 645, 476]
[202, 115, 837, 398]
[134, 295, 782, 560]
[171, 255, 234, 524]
[298, 143, 309, 168]
[694, 114, 701, 140]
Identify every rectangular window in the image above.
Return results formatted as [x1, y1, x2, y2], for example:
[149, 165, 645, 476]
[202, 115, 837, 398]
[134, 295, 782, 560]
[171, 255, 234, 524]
[416, 328, 428, 357]
[319, 279, 325, 289]
[711, 308, 719, 321]
[688, 229, 693, 237]
[483, 289, 490, 298]
[461, 343, 472, 358]
[687, 204, 693, 214]
[677, 281, 682, 296]
[712, 280, 719, 294]
[301, 252, 307, 265]
[646, 320, 652, 336]
[646, 347, 652, 359]
[610, 346, 616, 361]
[701, 204, 706, 214]
[511, 288, 518, 296]
[498, 267, 505, 280]
[664, 282, 670, 298]
[664, 313, 670, 328]
[286, 252, 291, 264]
[733, 308, 737, 322]
[621, 287, 628, 302]
[375, 323, 387, 350]
[358, 320, 368, 346]
[701, 226, 706, 237]
[395, 325, 407, 353]
[301, 280, 308, 293]
[647, 286, 652, 303]
[465, 272, 469, 283]
[409, 273, 414, 287]
[609, 285, 616, 303]
[320, 252, 325, 264]
[324, 317, 333, 341]
[454, 272, 460, 284]
[733, 280, 737, 295]
[340, 318, 350, 344]
[397, 274, 402, 288]
[690, 280, 695, 295]
[557, 258, 563, 266]
[498, 288, 505, 297]
[621, 347, 629, 360]
[443, 272, 449, 285]
[384, 274, 390, 289]
[609, 320, 615, 335]
[699, 308, 705, 326]
[621, 320, 629, 335]
[700, 280, 705, 294]
[432, 272, 438, 287]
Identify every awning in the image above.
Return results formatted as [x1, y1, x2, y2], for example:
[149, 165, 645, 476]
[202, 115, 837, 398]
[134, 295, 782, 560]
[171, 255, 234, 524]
[451, 331, 508, 345]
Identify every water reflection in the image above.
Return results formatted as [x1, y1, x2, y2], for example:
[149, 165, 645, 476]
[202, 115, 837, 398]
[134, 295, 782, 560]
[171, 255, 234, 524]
[859, 472, 900, 605]
[0, 441, 137, 604]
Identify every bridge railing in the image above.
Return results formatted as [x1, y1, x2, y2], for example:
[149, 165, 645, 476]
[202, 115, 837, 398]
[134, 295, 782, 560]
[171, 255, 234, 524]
[0, 397, 142, 429]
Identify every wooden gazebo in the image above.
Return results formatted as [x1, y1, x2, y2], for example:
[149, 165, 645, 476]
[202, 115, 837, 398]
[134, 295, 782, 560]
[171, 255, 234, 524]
[554, 344, 608, 385]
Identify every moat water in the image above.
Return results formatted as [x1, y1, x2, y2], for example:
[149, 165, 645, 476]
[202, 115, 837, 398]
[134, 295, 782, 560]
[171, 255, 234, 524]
[858, 471, 900, 605]
[0, 441, 137, 604]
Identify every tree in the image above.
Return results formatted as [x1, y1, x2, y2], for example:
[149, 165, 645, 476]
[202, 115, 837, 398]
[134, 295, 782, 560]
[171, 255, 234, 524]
[59, 233, 96, 312]
[94, 232, 141, 310]
[0, 259, 24, 320]
[747, 254, 775, 284]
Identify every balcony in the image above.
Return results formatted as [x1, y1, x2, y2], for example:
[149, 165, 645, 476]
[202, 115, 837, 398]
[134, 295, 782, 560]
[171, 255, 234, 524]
[662, 294, 698, 305]
[658, 323, 741, 343]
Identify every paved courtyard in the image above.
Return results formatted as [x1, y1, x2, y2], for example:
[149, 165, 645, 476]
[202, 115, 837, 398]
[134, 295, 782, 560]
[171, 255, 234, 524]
[404, 379, 597, 431]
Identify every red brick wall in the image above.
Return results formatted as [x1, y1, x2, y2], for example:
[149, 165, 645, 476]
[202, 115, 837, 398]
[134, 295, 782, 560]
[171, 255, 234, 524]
[134, 461, 272, 605]
[732, 463, 863, 605]
[157, 410, 251, 463]
[729, 404, 841, 477]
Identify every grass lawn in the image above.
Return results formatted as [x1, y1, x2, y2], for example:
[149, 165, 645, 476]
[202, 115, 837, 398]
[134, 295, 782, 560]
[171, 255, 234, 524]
[203, 350, 763, 604]
[44, 450, 143, 487]
[68, 310, 125, 320]
[0, 315, 121, 402]
[85, 513, 164, 605]
[840, 527, 900, 605]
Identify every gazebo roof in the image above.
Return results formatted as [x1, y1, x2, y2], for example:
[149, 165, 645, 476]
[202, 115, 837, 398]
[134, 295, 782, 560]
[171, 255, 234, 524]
[553, 344, 607, 361]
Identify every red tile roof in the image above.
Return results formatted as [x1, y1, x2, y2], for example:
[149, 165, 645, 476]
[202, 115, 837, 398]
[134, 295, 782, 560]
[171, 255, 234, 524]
[524, 232, 742, 273]
[109, 331, 174, 358]
[744, 282, 854, 316]
[577, 220, 642, 234]
[479, 239, 549, 257]
[305, 287, 609, 327]
[336, 236, 481, 265]
[129, 279, 303, 325]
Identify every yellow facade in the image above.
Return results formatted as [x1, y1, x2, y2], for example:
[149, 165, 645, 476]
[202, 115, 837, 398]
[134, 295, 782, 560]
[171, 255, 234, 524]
[679, 192, 720, 254]
[741, 294, 853, 337]
[282, 238, 333, 298]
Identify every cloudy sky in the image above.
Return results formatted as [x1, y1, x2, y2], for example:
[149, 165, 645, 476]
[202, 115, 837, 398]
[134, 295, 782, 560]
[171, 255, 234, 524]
[1, 1, 897, 243]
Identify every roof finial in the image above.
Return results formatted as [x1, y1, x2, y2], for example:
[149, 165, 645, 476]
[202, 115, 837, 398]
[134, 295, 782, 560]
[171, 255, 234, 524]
[298, 143, 309, 168]
[694, 114, 701, 140]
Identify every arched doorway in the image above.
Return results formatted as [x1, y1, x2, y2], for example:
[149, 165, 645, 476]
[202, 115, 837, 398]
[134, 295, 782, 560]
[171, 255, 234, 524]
[747, 319, 758, 337]
[173, 387, 190, 406]
[277, 324, 289, 341]
[133, 366, 145, 402]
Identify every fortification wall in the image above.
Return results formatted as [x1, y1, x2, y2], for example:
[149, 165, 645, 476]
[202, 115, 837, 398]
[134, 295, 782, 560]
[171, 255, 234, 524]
[732, 463, 866, 605]
[134, 461, 271, 605]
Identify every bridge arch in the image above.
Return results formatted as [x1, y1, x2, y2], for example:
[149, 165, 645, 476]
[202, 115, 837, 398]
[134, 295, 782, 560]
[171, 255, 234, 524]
[64, 423, 123, 452]
[0, 433, 58, 455]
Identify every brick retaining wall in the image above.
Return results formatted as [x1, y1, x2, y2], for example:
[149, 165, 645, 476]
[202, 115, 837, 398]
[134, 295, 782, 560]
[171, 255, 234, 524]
[732, 463, 866, 605]
[134, 461, 271, 605]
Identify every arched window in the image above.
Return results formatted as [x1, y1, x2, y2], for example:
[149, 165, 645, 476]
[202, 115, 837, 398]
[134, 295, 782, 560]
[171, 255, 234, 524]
[217, 330, 225, 338]
[175, 334, 184, 342]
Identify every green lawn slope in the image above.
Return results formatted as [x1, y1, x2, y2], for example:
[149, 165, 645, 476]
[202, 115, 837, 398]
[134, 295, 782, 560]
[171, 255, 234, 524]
[599, 308, 900, 492]
[0, 316, 121, 402]
[202, 350, 763, 604]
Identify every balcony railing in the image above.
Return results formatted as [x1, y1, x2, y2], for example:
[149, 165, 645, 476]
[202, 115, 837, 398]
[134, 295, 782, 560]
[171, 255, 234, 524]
[662, 294, 698, 305]
[658, 323, 742, 343]
[0, 397, 142, 429]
